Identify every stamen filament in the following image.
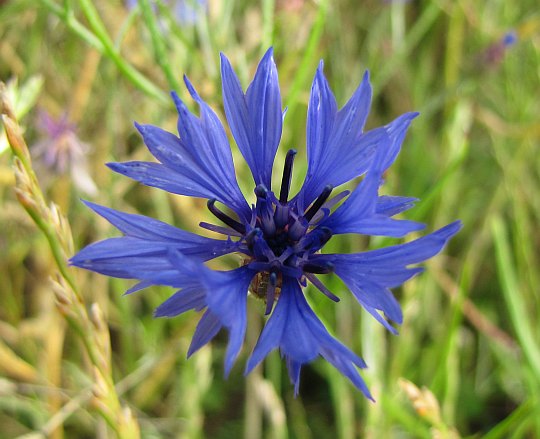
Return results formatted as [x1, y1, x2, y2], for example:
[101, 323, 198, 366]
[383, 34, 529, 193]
[304, 185, 333, 222]
[274, 203, 289, 228]
[199, 221, 243, 237]
[303, 261, 334, 274]
[305, 273, 340, 302]
[207, 199, 246, 234]
[279, 149, 297, 203]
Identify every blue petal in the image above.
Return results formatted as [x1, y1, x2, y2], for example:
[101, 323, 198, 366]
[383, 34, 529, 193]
[157, 251, 254, 375]
[133, 123, 199, 172]
[246, 279, 315, 373]
[348, 277, 403, 325]
[279, 293, 319, 363]
[317, 221, 462, 330]
[297, 290, 367, 370]
[337, 221, 462, 266]
[220, 48, 282, 188]
[199, 266, 255, 376]
[348, 266, 424, 289]
[173, 78, 249, 216]
[300, 66, 375, 207]
[376, 196, 418, 216]
[381, 112, 419, 171]
[246, 278, 372, 397]
[339, 217, 425, 237]
[131, 124, 236, 207]
[70, 204, 239, 287]
[305, 61, 338, 179]
[362, 304, 399, 335]
[188, 310, 223, 357]
[285, 358, 302, 396]
[299, 63, 419, 209]
[319, 347, 373, 401]
[111, 82, 250, 218]
[154, 286, 206, 317]
[321, 138, 425, 237]
[245, 285, 288, 374]
[71, 238, 213, 292]
[70, 237, 177, 278]
[124, 280, 155, 295]
[81, 201, 237, 255]
[108, 160, 245, 214]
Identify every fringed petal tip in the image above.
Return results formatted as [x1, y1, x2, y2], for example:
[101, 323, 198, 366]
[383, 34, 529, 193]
[407, 111, 420, 120]
[133, 120, 144, 134]
[79, 198, 98, 212]
[441, 220, 463, 237]
[182, 74, 200, 101]
[105, 161, 127, 175]
[67, 255, 79, 268]
[124, 280, 153, 296]
[243, 279, 377, 398]
[261, 46, 275, 63]
[362, 69, 370, 82]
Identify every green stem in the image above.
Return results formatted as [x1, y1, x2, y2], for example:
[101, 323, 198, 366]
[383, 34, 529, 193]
[40, 0, 168, 103]
[491, 216, 540, 382]
[262, 0, 275, 49]
[284, 0, 328, 111]
[374, 2, 441, 90]
[39, 0, 104, 50]
[22, 201, 78, 293]
[139, 0, 182, 91]
[483, 398, 535, 439]
[77, 0, 167, 103]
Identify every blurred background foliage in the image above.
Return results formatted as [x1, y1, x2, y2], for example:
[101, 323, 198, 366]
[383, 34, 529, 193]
[1, 0, 539, 437]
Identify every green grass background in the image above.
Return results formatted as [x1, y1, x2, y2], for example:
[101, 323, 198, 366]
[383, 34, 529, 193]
[1, 0, 539, 437]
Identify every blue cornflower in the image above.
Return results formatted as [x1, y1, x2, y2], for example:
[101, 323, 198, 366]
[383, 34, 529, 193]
[71, 48, 461, 399]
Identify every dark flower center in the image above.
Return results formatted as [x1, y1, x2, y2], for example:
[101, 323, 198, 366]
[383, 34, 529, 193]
[207, 149, 335, 312]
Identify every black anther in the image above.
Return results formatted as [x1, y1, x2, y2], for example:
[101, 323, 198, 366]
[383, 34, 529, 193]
[304, 185, 333, 222]
[207, 199, 246, 234]
[279, 149, 297, 203]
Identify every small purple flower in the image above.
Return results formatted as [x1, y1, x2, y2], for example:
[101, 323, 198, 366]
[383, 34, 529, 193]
[482, 30, 518, 66]
[71, 48, 461, 399]
[33, 110, 97, 195]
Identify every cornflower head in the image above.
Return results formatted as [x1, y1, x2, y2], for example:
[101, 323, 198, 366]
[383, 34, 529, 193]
[71, 48, 461, 399]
